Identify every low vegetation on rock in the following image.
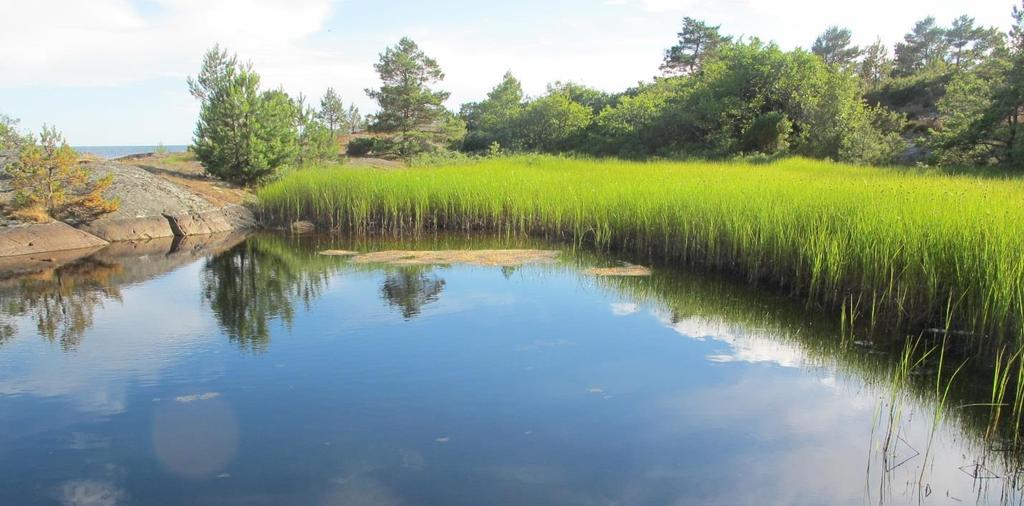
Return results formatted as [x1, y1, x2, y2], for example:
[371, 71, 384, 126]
[1, 122, 118, 223]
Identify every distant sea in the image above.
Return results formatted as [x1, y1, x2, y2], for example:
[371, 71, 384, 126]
[73, 145, 189, 159]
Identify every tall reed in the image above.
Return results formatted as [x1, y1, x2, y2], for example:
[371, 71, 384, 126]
[257, 155, 1024, 342]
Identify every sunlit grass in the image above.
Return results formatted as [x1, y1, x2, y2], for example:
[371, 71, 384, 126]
[257, 155, 1024, 341]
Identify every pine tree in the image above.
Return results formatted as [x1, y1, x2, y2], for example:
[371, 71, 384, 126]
[365, 37, 454, 156]
[858, 38, 893, 89]
[345, 104, 363, 134]
[318, 87, 346, 135]
[7, 126, 118, 222]
[0, 114, 24, 151]
[894, 17, 949, 76]
[297, 100, 337, 165]
[661, 17, 731, 75]
[189, 46, 303, 184]
[812, 26, 862, 67]
[187, 45, 238, 103]
[191, 57, 298, 185]
[945, 15, 1004, 71]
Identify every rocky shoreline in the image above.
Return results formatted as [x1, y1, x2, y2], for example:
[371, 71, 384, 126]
[0, 153, 256, 262]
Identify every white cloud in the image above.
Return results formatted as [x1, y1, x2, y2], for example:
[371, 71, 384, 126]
[0, 0, 1016, 144]
[610, 302, 641, 316]
[654, 310, 809, 368]
[0, 0, 346, 88]
[3, 0, 1016, 93]
[606, 0, 1015, 49]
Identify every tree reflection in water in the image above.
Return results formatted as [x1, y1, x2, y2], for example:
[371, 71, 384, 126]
[380, 267, 445, 319]
[200, 236, 450, 342]
[201, 236, 339, 353]
[0, 258, 123, 351]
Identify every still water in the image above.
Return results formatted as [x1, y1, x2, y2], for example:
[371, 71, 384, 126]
[0, 233, 1021, 505]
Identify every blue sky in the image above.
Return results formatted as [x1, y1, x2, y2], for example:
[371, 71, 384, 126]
[0, 0, 1016, 146]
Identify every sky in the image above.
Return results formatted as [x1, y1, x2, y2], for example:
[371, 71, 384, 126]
[0, 0, 1016, 146]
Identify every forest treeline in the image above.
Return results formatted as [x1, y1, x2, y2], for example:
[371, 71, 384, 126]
[185, 3, 1024, 185]
[456, 9, 1023, 166]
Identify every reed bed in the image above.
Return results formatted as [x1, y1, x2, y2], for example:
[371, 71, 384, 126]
[257, 155, 1024, 342]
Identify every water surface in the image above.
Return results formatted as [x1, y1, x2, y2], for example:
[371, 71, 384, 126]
[0, 233, 1020, 505]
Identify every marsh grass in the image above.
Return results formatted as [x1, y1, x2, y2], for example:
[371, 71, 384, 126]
[257, 155, 1024, 342]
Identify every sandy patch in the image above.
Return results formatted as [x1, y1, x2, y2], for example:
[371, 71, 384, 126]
[584, 265, 652, 277]
[349, 249, 559, 267]
[318, 250, 360, 256]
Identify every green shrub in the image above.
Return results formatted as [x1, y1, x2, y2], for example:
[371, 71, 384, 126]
[742, 112, 791, 154]
[346, 137, 389, 157]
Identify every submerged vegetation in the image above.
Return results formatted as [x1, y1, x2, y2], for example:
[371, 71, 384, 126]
[258, 156, 1024, 343]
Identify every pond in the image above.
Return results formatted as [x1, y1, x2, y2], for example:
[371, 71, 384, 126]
[0, 233, 1021, 505]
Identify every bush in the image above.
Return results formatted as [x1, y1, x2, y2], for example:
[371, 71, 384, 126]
[409, 149, 477, 167]
[742, 112, 791, 154]
[347, 137, 389, 157]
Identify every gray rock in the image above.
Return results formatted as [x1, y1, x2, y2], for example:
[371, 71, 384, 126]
[0, 222, 108, 258]
[78, 162, 254, 242]
[0, 149, 15, 171]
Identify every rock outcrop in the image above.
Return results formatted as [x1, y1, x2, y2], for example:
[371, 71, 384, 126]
[0, 222, 108, 258]
[0, 156, 254, 259]
[76, 162, 255, 242]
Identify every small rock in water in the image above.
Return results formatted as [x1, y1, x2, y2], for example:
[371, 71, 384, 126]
[290, 221, 315, 234]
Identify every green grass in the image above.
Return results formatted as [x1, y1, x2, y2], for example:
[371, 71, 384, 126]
[257, 155, 1024, 341]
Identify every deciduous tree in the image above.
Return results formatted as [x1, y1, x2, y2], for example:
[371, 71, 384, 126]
[461, 71, 525, 151]
[512, 91, 592, 152]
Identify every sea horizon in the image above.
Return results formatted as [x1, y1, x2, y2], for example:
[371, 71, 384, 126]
[73, 144, 189, 159]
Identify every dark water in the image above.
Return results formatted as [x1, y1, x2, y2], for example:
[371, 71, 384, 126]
[73, 145, 188, 159]
[0, 234, 1021, 505]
